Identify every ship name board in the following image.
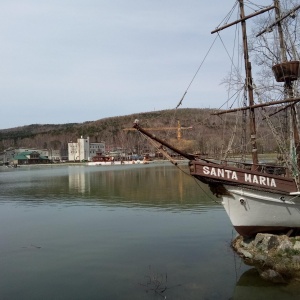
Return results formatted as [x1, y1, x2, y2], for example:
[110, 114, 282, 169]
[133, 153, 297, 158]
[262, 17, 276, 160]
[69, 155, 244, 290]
[202, 166, 276, 187]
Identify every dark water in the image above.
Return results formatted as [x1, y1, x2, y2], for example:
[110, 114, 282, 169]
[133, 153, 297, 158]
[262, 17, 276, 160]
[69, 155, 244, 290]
[0, 163, 299, 299]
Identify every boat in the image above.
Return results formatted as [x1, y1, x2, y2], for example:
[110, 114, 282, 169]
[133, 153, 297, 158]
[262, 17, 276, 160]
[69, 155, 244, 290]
[132, 0, 300, 237]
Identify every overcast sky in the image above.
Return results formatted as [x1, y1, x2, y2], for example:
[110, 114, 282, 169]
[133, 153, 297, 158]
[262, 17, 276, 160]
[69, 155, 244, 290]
[1, 0, 274, 129]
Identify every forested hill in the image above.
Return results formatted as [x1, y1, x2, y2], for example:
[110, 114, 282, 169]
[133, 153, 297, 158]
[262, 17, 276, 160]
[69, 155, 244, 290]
[0, 108, 277, 156]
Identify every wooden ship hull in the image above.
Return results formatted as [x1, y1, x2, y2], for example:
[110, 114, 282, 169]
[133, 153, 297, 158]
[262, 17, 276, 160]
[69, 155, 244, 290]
[190, 160, 300, 237]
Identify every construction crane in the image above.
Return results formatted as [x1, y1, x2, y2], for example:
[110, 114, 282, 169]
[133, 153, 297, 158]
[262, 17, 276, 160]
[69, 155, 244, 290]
[123, 120, 192, 141]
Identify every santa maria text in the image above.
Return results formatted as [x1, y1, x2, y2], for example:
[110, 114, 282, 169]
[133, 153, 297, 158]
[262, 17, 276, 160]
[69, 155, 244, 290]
[202, 166, 276, 187]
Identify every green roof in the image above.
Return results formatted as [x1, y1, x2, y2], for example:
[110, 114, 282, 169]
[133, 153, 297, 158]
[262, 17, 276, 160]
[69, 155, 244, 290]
[13, 153, 28, 160]
[13, 151, 48, 160]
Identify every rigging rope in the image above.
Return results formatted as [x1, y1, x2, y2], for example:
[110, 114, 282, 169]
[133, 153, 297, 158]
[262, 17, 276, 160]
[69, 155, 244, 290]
[217, 34, 243, 84]
[175, 34, 219, 109]
[222, 8, 241, 160]
[217, 1, 239, 28]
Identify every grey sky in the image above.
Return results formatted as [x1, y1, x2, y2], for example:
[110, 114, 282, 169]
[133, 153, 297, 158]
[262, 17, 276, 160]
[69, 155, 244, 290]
[1, 0, 272, 129]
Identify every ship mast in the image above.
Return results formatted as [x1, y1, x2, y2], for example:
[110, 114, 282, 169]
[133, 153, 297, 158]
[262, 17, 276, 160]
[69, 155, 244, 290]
[239, 0, 259, 168]
[273, 0, 300, 174]
[211, 1, 275, 167]
[274, 0, 287, 63]
[212, 1, 300, 170]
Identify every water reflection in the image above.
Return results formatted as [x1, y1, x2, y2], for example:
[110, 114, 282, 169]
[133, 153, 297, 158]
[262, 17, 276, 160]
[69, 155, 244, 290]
[2, 164, 300, 299]
[0, 164, 220, 211]
[68, 167, 91, 194]
[0, 164, 243, 299]
[233, 268, 300, 300]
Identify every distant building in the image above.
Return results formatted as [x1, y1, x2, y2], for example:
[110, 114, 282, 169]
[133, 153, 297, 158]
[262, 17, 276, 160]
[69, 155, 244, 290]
[47, 149, 61, 162]
[12, 151, 50, 165]
[0, 148, 62, 165]
[0, 148, 15, 164]
[68, 136, 105, 161]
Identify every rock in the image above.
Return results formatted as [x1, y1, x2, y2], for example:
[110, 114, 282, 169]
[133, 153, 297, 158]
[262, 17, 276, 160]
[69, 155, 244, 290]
[253, 233, 267, 249]
[293, 241, 300, 250]
[253, 253, 267, 263]
[292, 255, 300, 263]
[267, 235, 281, 250]
[241, 237, 254, 249]
[231, 233, 300, 283]
[239, 249, 253, 259]
[260, 269, 286, 283]
[278, 238, 293, 251]
[253, 233, 275, 251]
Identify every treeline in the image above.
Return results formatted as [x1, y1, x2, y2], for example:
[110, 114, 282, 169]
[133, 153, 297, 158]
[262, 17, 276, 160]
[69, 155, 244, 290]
[0, 108, 283, 157]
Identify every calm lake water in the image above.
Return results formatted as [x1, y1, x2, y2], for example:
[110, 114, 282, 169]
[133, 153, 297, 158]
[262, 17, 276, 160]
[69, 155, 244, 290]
[1, 163, 300, 300]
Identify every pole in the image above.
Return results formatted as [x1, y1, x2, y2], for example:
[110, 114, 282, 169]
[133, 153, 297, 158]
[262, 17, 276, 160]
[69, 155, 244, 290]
[239, 0, 259, 168]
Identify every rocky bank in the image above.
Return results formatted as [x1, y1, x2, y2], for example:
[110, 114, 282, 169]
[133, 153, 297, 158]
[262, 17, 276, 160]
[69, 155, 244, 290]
[232, 233, 300, 283]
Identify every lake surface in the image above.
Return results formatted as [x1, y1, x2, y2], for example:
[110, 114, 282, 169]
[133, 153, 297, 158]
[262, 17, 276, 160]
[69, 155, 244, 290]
[1, 163, 300, 299]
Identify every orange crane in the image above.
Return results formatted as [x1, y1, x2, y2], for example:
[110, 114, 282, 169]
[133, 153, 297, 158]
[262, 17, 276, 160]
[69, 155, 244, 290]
[123, 120, 192, 141]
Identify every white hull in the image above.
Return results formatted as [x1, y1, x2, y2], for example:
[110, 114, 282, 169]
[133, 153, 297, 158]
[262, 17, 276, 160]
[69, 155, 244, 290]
[222, 185, 300, 236]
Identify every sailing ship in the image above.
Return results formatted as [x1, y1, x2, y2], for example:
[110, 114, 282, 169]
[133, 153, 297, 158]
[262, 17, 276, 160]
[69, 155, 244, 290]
[132, 0, 300, 237]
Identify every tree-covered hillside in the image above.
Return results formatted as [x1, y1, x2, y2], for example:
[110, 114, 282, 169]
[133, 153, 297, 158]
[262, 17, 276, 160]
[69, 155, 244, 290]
[0, 108, 281, 158]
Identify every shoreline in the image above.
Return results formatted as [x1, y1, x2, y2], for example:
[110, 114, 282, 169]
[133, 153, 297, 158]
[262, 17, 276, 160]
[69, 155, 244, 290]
[0, 159, 189, 169]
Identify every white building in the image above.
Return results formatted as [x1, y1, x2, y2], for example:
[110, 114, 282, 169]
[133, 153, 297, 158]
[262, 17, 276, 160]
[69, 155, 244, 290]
[68, 136, 105, 161]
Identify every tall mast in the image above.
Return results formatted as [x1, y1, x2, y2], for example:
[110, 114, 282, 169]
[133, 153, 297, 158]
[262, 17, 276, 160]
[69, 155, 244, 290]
[239, 0, 259, 167]
[274, 0, 295, 100]
[274, 0, 300, 173]
[274, 0, 287, 63]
